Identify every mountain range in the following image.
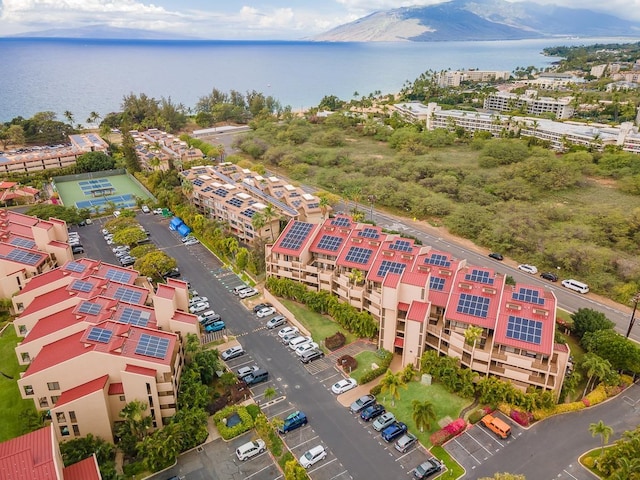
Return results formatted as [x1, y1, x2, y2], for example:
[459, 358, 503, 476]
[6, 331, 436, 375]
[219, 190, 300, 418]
[313, 0, 640, 42]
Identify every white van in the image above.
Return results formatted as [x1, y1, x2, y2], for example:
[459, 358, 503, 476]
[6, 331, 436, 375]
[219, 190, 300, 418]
[561, 279, 589, 294]
[236, 439, 266, 461]
[288, 336, 312, 350]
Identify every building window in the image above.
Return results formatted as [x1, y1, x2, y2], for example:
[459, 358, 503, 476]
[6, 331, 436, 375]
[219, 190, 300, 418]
[69, 411, 77, 423]
[119, 395, 126, 402]
[56, 412, 66, 423]
[47, 382, 60, 391]
[18, 325, 27, 335]
[72, 425, 80, 436]
[20, 352, 31, 362]
[51, 395, 59, 405]
[24, 385, 34, 395]
[39, 397, 49, 408]
[146, 383, 151, 395]
[59, 426, 70, 437]
[16, 302, 24, 311]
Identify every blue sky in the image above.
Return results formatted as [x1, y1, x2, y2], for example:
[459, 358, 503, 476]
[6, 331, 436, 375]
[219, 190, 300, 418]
[0, 0, 634, 39]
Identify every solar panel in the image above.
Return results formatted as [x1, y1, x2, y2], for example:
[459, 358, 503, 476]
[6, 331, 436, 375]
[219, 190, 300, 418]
[358, 227, 380, 239]
[105, 269, 133, 284]
[70, 280, 94, 293]
[430, 276, 446, 291]
[118, 307, 151, 327]
[377, 260, 406, 277]
[226, 197, 243, 208]
[65, 261, 87, 273]
[465, 269, 494, 285]
[331, 217, 350, 227]
[425, 253, 451, 268]
[78, 301, 102, 316]
[202, 186, 213, 193]
[279, 222, 314, 250]
[114, 287, 143, 304]
[86, 326, 113, 344]
[506, 315, 543, 345]
[345, 246, 373, 264]
[307, 202, 319, 209]
[317, 235, 342, 252]
[240, 209, 256, 218]
[135, 333, 170, 359]
[389, 240, 412, 252]
[5, 249, 42, 265]
[512, 288, 545, 305]
[213, 188, 228, 197]
[193, 179, 204, 187]
[456, 293, 490, 318]
[10, 237, 36, 249]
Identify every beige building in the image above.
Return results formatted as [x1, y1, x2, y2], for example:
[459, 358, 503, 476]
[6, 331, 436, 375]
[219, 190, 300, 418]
[266, 216, 569, 395]
[13, 258, 198, 443]
[131, 128, 204, 171]
[182, 163, 324, 246]
[483, 90, 575, 119]
[436, 70, 511, 87]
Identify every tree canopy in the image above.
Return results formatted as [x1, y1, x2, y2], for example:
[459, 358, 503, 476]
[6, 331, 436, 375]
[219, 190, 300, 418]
[75, 151, 116, 173]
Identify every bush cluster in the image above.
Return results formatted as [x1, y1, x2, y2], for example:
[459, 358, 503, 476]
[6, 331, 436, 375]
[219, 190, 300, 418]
[212, 406, 254, 440]
[430, 418, 466, 446]
[509, 409, 532, 427]
[336, 354, 357, 371]
[467, 406, 492, 424]
[369, 384, 382, 396]
[325, 332, 346, 350]
[358, 349, 392, 384]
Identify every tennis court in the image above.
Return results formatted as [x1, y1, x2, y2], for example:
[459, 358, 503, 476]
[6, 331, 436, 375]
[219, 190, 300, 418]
[54, 171, 153, 212]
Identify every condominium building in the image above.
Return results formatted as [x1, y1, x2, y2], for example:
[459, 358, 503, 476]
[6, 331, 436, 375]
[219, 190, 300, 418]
[13, 258, 198, 443]
[266, 216, 569, 395]
[181, 163, 324, 246]
[483, 90, 575, 119]
[393, 102, 433, 123]
[130, 128, 204, 171]
[0, 133, 109, 175]
[436, 70, 511, 87]
[519, 72, 585, 90]
[0, 209, 73, 299]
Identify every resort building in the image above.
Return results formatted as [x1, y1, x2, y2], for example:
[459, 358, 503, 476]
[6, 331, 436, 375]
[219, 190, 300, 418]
[0, 181, 40, 205]
[266, 216, 570, 395]
[12, 258, 198, 443]
[435, 70, 511, 87]
[0, 425, 101, 480]
[130, 128, 204, 171]
[519, 72, 585, 90]
[393, 102, 433, 123]
[0, 133, 109, 175]
[483, 90, 575, 119]
[0, 209, 73, 299]
[181, 163, 324, 246]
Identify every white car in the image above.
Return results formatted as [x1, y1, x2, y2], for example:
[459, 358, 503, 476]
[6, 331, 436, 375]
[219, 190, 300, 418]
[295, 342, 319, 356]
[331, 378, 357, 395]
[277, 326, 298, 339]
[101, 229, 110, 236]
[141, 205, 151, 214]
[236, 439, 266, 461]
[256, 306, 276, 318]
[288, 336, 313, 350]
[189, 302, 210, 313]
[189, 296, 209, 305]
[299, 445, 327, 469]
[239, 288, 258, 299]
[113, 210, 121, 218]
[518, 264, 538, 275]
[153, 208, 163, 215]
[184, 239, 200, 246]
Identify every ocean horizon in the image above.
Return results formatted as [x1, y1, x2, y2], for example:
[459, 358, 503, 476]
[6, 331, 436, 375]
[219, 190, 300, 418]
[0, 36, 634, 124]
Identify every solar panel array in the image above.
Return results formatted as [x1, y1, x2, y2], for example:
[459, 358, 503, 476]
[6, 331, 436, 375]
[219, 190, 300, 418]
[377, 260, 406, 278]
[506, 315, 543, 345]
[358, 227, 380, 239]
[105, 268, 133, 284]
[202, 186, 213, 193]
[279, 222, 314, 250]
[307, 202, 319, 209]
[317, 235, 342, 252]
[213, 188, 228, 197]
[193, 179, 204, 187]
[512, 287, 545, 305]
[240, 209, 256, 218]
[114, 287, 143, 304]
[135, 333, 170, 359]
[430, 277, 446, 291]
[10, 237, 36, 249]
[87, 326, 113, 344]
[118, 307, 151, 327]
[78, 301, 102, 316]
[4, 249, 42, 266]
[331, 217, 350, 227]
[345, 246, 373, 265]
[465, 269, 494, 285]
[70, 280, 94, 293]
[389, 240, 412, 252]
[65, 262, 87, 273]
[457, 293, 490, 318]
[226, 197, 243, 208]
[425, 253, 451, 268]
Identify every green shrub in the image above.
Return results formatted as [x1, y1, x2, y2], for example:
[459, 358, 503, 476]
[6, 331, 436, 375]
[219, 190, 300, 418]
[212, 406, 254, 440]
[468, 409, 485, 424]
[246, 404, 261, 420]
[358, 349, 393, 384]
[278, 451, 295, 469]
[370, 384, 382, 396]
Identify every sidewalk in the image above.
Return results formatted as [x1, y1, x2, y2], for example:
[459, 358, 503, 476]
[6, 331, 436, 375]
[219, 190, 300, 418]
[336, 353, 403, 407]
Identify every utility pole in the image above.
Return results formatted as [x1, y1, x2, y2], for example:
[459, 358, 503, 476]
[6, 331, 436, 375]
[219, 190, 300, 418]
[626, 292, 640, 338]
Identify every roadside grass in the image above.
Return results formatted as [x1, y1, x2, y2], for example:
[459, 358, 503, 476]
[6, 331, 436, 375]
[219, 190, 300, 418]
[0, 326, 37, 441]
[579, 448, 608, 479]
[349, 350, 380, 383]
[378, 381, 472, 449]
[280, 299, 357, 348]
[431, 446, 465, 479]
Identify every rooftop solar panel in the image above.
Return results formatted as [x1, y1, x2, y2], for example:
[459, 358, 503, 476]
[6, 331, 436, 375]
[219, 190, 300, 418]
[213, 188, 229, 197]
[377, 260, 406, 278]
[135, 333, 170, 359]
[358, 227, 380, 239]
[506, 315, 543, 344]
[193, 179, 204, 187]
[240, 209, 256, 218]
[331, 217, 350, 227]
[424, 254, 451, 268]
[389, 240, 412, 252]
[430, 277, 446, 291]
[307, 202, 319, 209]
[465, 269, 494, 285]
[279, 222, 314, 250]
[5, 249, 42, 266]
[344, 246, 373, 264]
[512, 288, 545, 305]
[456, 293, 490, 318]
[316, 235, 342, 252]
[78, 301, 102, 316]
[70, 280, 94, 293]
[65, 262, 87, 273]
[105, 269, 133, 284]
[226, 197, 243, 208]
[118, 307, 151, 327]
[10, 237, 36, 249]
[114, 287, 143, 304]
[86, 326, 112, 344]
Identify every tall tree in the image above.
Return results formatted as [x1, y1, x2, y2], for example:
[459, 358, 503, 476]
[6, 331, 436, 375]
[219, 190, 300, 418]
[412, 399, 437, 433]
[379, 369, 406, 407]
[589, 420, 613, 456]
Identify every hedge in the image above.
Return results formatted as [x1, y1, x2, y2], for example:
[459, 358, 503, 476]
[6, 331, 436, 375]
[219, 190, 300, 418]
[358, 350, 393, 384]
[430, 418, 466, 446]
[213, 406, 254, 440]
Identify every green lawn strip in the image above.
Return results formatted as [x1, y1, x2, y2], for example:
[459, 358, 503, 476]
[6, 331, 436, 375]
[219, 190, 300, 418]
[280, 299, 357, 349]
[349, 351, 381, 383]
[430, 446, 465, 479]
[377, 382, 471, 449]
[0, 327, 37, 441]
[579, 448, 608, 478]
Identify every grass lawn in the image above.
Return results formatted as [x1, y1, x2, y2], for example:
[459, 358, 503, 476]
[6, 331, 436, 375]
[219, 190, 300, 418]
[378, 381, 472, 449]
[0, 326, 38, 441]
[349, 350, 380, 383]
[579, 448, 608, 479]
[431, 446, 465, 479]
[280, 299, 357, 348]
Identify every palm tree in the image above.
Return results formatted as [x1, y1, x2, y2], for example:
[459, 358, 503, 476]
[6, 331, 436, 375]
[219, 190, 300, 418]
[581, 353, 612, 396]
[349, 269, 364, 287]
[251, 211, 266, 238]
[263, 386, 277, 413]
[589, 420, 613, 456]
[379, 369, 406, 407]
[319, 196, 330, 220]
[261, 204, 277, 242]
[464, 325, 484, 366]
[63, 110, 75, 127]
[86, 111, 101, 126]
[412, 399, 437, 433]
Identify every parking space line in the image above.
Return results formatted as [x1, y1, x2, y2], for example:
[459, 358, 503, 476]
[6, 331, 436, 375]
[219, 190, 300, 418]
[328, 470, 349, 480]
[308, 458, 337, 474]
[244, 462, 273, 479]
[452, 437, 482, 465]
[318, 372, 341, 383]
[466, 430, 496, 455]
[394, 449, 416, 462]
[290, 435, 320, 450]
[475, 425, 505, 447]
[268, 406, 295, 420]
[563, 469, 579, 479]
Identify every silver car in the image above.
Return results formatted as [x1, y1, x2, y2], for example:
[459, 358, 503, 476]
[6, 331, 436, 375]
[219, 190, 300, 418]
[372, 412, 396, 432]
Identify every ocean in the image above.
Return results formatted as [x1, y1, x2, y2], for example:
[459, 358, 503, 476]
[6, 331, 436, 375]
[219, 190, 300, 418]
[0, 37, 632, 124]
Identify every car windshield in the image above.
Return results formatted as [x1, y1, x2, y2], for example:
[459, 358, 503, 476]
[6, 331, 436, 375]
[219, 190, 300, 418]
[304, 451, 314, 460]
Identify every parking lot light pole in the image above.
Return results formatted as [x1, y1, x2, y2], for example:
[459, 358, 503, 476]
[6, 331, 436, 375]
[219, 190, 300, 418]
[626, 292, 640, 338]
[368, 195, 376, 222]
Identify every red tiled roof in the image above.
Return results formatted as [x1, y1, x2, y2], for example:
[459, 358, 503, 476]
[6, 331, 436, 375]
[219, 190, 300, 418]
[308, 219, 351, 255]
[407, 301, 429, 323]
[22, 331, 91, 377]
[21, 306, 78, 344]
[166, 278, 188, 289]
[20, 270, 67, 294]
[336, 230, 383, 271]
[271, 221, 319, 257]
[401, 271, 428, 288]
[108, 383, 124, 395]
[398, 302, 410, 312]
[171, 310, 198, 325]
[63, 455, 101, 480]
[367, 239, 416, 283]
[383, 272, 401, 288]
[445, 266, 503, 329]
[54, 375, 108, 408]
[0, 426, 58, 480]
[20, 287, 81, 318]
[554, 343, 569, 353]
[125, 364, 156, 376]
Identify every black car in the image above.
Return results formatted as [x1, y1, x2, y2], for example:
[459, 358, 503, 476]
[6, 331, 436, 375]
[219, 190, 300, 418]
[360, 403, 385, 421]
[488, 252, 504, 261]
[413, 459, 442, 479]
[540, 272, 559, 282]
[253, 302, 273, 313]
[163, 268, 181, 279]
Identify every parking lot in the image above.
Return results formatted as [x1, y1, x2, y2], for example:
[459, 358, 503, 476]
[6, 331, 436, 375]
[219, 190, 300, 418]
[444, 412, 521, 477]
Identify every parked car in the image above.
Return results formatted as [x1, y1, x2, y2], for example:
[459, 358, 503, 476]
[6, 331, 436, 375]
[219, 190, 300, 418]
[540, 271, 559, 282]
[201, 315, 222, 328]
[184, 238, 200, 246]
[395, 433, 418, 453]
[360, 404, 385, 422]
[349, 394, 376, 414]
[300, 349, 325, 364]
[236, 439, 265, 461]
[189, 302, 210, 313]
[488, 252, 504, 261]
[162, 268, 181, 279]
[189, 296, 209, 306]
[372, 412, 396, 432]
[331, 378, 357, 395]
[232, 285, 251, 295]
[256, 306, 276, 318]
[239, 288, 258, 299]
[221, 345, 244, 361]
[153, 208, 163, 215]
[197, 311, 218, 324]
[288, 336, 313, 350]
[413, 459, 443, 479]
[236, 365, 259, 379]
[120, 256, 136, 266]
[180, 235, 195, 243]
[518, 264, 538, 274]
[381, 421, 408, 442]
[279, 411, 308, 434]
[281, 331, 300, 345]
[266, 315, 287, 329]
[241, 368, 269, 386]
[72, 245, 85, 254]
[141, 205, 151, 214]
[277, 326, 298, 338]
[299, 445, 327, 469]
[204, 320, 225, 333]
[253, 302, 273, 313]
[295, 342, 319, 356]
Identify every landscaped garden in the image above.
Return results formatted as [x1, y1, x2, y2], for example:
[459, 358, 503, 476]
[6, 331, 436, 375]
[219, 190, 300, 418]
[348, 350, 380, 383]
